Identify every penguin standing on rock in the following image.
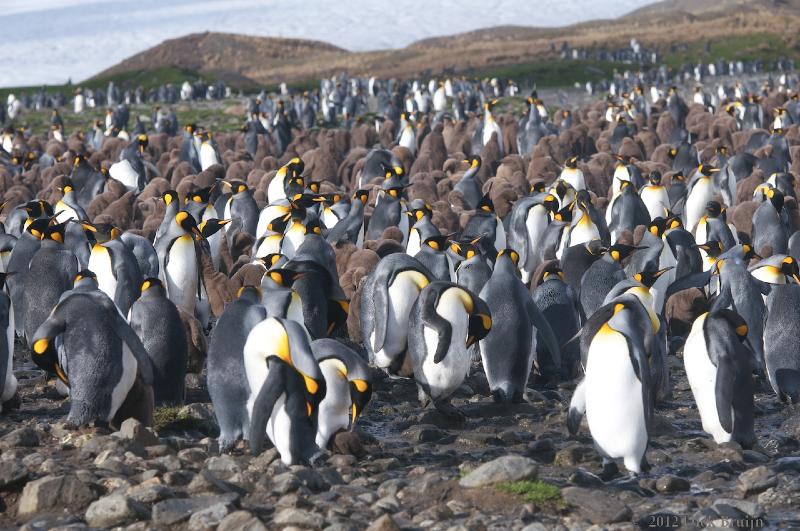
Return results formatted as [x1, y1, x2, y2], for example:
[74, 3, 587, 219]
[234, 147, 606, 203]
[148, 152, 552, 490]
[479, 249, 561, 401]
[408, 281, 491, 418]
[568, 296, 654, 478]
[208, 286, 267, 451]
[311, 338, 372, 449]
[129, 278, 188, 406]
[31, 288, 155, 428]
[684, 310, 756, 446]
[245, 317, 326, 465]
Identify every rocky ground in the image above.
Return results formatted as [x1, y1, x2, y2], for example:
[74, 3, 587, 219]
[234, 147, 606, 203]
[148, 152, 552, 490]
[1, 341, 800, 531]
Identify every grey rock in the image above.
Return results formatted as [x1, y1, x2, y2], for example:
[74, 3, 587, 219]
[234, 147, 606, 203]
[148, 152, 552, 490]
[561, 486, 632, 524]
[117, 418, 159, 447]
[655, 475, 691, 493]
[273, 508, 325, 529]
[0, 459, 28, 490]
[204, 455, 241, 479]
[737, 466, 778, 496]
[187, 502, 234, 530]
[459, 455, 538, 488]
[126, 482, 176, 504]
[85, 495, 143, 528]
[711, 498, 765, 518]
[373, 495, 400, 513]
[18, 475, 95, 517]
[366, 514, 401, 531]
[1, 427, 39, 448]
[403, 425, 447, 443]
[554, 444, 594, 466]
[272, 471, 301, 494]
[377, 478, 407, 497]
[773, 456, 800, 473]
[152, 493, 238, 525]
[568, 468, 603, 488]
[218, 510, 268, 531]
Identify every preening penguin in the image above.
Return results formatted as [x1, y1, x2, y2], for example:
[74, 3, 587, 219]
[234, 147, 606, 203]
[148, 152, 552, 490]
[311, 338, 372, 449]
[31, 289, 155, 428]
[408, 281, 491, 417]
[245, 317, 326, 465]
[479, 249, 561, 401]
[568, 296, 654, 478]
[361, 254, 433, 376]
[129, 278, 188, 406]
[684, 310, 756, 447]
[268, 158, 305, 204]
[208, 286, 267, 452]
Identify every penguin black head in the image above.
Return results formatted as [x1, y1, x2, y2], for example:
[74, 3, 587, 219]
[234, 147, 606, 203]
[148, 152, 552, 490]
[530, 181, 546, 195]
[74, 269, 97, 285]
[306, 181, 322, 195]
[223, 180, 249, 195]
[187, 186, 213, 204]
[538, 262, 565, 286]
[476, 194, 495, 214]
[59, 178, 75, 195]
[542, 193, 559, 215]
[671, 171, 686, 184]
[741, 243, 761, 261]
[175, 211, 202, 237]
[198, 218, 230, 238]
[463, 291, 492, 349]
[423, 235, 450, 252]
[553, 204, 573, 223]
[705, 201, 723, 218]
[26, 217, 52, 240]
[161, 190, 178, 205]
[267, 214, 291, 234]
[497, 248, 520, 266]
[608, 244, 640, 263]
[564, 156, 579, 169]
[697, 164, 720, 178]
[576, 189, 593, 208]
[716, 146, 729, 157]
[285, 157, 305, 177]
[648, 171, 662, 186]
[265, 268, 305, 287]
[647, 217, 666, 237]
[697, 240, 724, 258]
[463, 155, 481, 170]
[236, 285, 263, 302]
[781, 256, 800, 284]
[20, 200, 54, 219]
[304, 219, 322, 235]
[349, 378, 372, 424]
[44, 222, 67, 243]
[257, 253, 285, 269]
[713, 308, 750, 342]
[409, 203, 433, 222]
[384, 186, 404, 200]
[553, 179, 572, 200]
[766, 187, 785, 212]
[633, 267, 673, 288]
[353, 189, 370, 205]
[140, 278, 164, 294]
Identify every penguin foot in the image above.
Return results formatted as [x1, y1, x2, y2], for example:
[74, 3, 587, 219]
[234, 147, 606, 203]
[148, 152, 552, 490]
[433, 400, 465, 421]
[1, 392, 21, 413]
[598, 462, 620, 481]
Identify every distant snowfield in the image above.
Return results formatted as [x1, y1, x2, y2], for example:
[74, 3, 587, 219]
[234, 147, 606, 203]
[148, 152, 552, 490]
[0, 0, 656, 87]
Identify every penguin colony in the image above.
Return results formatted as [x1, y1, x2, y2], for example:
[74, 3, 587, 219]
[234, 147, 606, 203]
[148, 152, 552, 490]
[1, 71, 800, 480]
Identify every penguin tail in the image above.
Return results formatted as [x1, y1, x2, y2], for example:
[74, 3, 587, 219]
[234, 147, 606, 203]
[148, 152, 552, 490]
[567, 379, 587, 436]
[776, 368, 800, 403]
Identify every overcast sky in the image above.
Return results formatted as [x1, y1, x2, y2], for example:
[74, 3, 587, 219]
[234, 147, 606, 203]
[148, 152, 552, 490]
[0, 0, 657, 87]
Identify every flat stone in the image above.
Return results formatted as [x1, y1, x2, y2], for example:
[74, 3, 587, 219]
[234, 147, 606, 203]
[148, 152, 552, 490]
[403, 425, 447, 443]
[554, 444, 594, 466]
[18, 475, 95, 517]
[152, 493, 238, 525]
[711, 498, 765, 518]
[187, 501, 234, 530]
[218, 510, 268, 531]
[205, 455, 241, 479]
[117, 418, 159, 447]
[366, 514, 401, 531]
[568, 468, 603, 488]
[0, 459, 29, 490]
[1, 427, 39, 448]
[459, 455, 538, 488]
[655, 474, 691, 493]
[85, 494, 143, 528]
[126, 482, 175, 504]
[737, 466, 778, 496]
[561, 486, 632, 524]
[273, 508, 325, 529]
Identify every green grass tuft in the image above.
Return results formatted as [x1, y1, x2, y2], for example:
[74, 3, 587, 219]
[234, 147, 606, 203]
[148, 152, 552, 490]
[496, 480, 565, 508]
[153, 406, 189, 431]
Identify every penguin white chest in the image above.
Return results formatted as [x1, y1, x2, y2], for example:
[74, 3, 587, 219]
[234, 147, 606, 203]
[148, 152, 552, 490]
[406, 229, 422, 257]
[316, 360, 350, 448]
[1, 306, 17, 403]
[522, 205, 548, 273]
[560, 168, 585, 191]
[89, 246, 118, 303]
[199, 143, 218, 171]
[371, 275, 422, 368]
[420, 295, 470, 400]
[281, 223, 306, 259]
[685, 179, 712, 232]
[255, 234, 283, 258]
[584, 326, 647, 468]
[684, 315, 732, 443]
[55, 201, 79, 224]
[109, 160, 140, 193]
[165, 235, 198, 314]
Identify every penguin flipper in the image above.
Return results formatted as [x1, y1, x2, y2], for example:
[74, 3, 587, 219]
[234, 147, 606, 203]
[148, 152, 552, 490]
[30, 302, 68, 371]
[248, 361, 286, 455]
[713, 354, 736, 434]
[664, 270, 711, 302]
[371, 276, 389, 353]
[422, 293, 452, 364]
[526, 298, 561, 373]
[567, 379, 586, 435]
[106, 299, 155, 386]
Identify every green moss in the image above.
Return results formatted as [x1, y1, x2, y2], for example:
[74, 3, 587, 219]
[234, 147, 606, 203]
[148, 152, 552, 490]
[153, 406, 189, 431]
[496, 480, 565, 509]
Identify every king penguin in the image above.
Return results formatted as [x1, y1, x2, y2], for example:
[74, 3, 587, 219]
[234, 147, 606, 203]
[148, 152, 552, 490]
[0, 274, 17, 412]
[156, 211, 202, 315]
[479, 249, 561, 402]
[88, 226, 144, 315]
[408, 281, 491, 417]
[683, 310, 756, 447]
[453, 156, 483, 210]
[245, 317, 326, 465]
[129, 278, 188, 406]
